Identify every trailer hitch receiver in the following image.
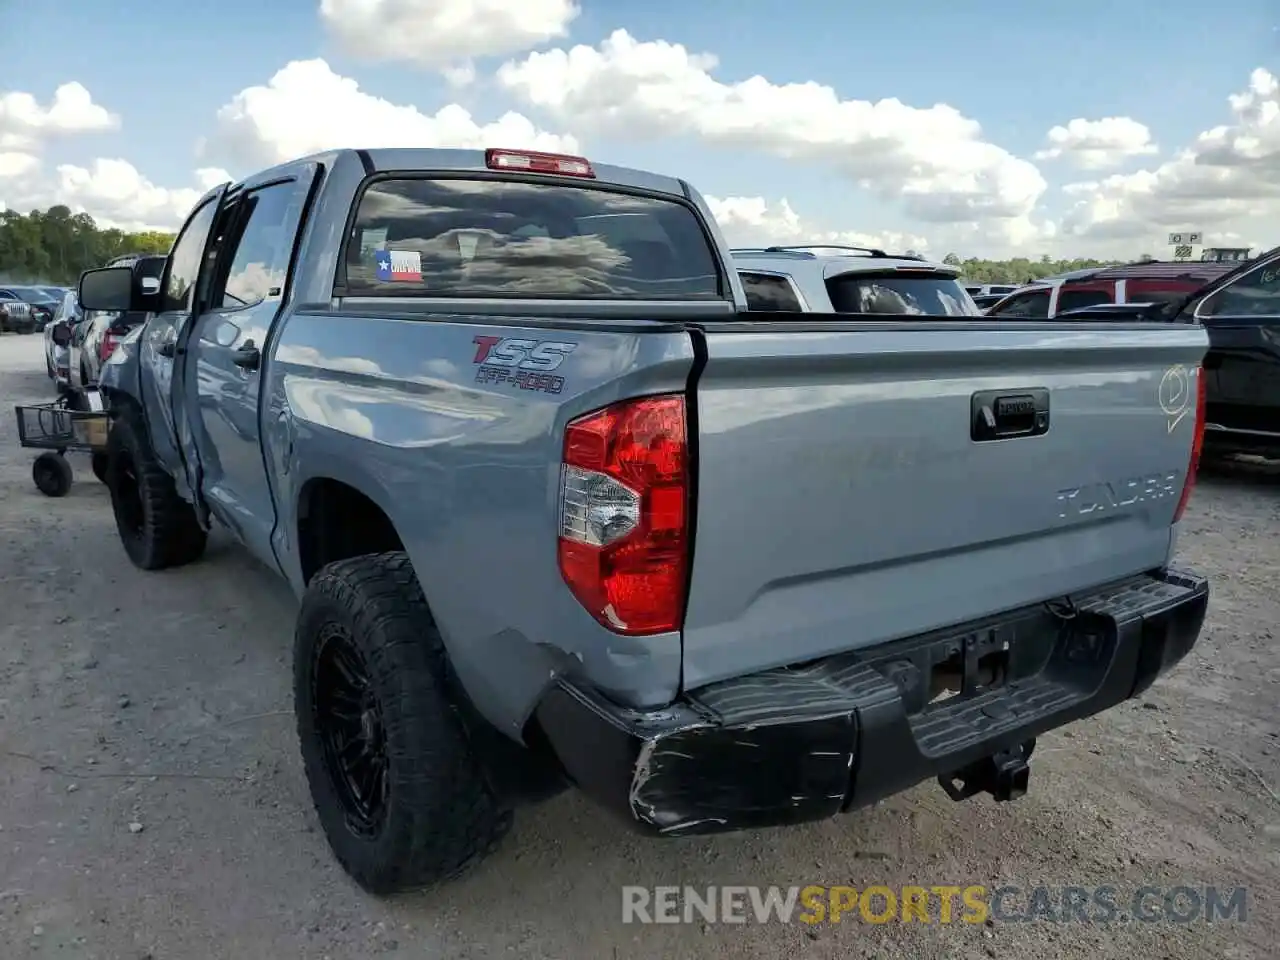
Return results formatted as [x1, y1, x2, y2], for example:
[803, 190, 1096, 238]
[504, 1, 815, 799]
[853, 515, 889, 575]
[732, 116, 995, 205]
[938, 740, 1035, 803]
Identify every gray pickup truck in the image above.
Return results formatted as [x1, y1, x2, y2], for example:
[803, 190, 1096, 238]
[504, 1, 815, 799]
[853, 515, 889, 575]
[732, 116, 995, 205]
[77, 146, 1211, 895]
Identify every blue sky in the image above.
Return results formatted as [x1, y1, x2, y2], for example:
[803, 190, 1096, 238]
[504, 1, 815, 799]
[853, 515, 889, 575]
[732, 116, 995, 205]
[2, 0, 1277, 258]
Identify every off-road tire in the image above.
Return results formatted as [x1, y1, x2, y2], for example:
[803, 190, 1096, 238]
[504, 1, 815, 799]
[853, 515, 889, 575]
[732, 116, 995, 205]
[294, 552, 513, 895]
[105, 410, 207, 569]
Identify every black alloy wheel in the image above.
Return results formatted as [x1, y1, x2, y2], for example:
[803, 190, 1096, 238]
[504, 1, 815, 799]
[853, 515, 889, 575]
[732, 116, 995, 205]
[313, 621, 390, 837]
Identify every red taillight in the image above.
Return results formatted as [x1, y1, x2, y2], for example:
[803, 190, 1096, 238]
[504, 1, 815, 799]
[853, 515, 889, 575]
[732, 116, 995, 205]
[485, 148, 595, 178]
[557, 394, 688, 635]
[1173, 366, 1207, 523]
[99, 332, 121, 363]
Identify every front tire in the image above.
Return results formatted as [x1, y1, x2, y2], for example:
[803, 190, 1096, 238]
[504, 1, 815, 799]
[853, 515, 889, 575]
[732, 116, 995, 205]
[105, 411, 207, 569]
[294, 552, 512, 895]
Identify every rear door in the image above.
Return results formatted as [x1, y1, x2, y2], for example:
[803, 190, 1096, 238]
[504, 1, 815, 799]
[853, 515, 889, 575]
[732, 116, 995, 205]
[181, 167, 318, 565]
[682, 318, 1208, 689]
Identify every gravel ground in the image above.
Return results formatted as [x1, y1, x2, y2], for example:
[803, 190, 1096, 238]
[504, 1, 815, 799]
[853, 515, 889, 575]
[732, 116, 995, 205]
[0, 332, 1276, 960]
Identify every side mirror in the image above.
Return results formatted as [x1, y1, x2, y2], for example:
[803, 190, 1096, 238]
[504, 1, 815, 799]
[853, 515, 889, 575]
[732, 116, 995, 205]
[78, 266, 135, 312]
[51, 320, 72, 347]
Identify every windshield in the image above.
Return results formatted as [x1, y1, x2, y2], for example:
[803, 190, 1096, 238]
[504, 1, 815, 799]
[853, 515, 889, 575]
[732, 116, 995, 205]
[12, 287, 57, 305]
[825, 272, 981, 316]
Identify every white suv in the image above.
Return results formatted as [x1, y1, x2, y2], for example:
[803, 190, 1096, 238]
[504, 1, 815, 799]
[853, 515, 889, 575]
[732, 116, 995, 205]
[731, 245, 982, 316]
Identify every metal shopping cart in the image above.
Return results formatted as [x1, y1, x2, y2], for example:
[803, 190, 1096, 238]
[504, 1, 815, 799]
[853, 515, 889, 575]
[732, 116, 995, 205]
[14, 387, 111, 497]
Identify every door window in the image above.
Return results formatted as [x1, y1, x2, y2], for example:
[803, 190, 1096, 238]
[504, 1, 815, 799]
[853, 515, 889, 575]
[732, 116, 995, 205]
[739, 272, 804, 311]
[1198, 258, 1280, 318]
[212, 181, 306, 309]
[989, 290, 1050, 319]
[161, 199, 220, 313]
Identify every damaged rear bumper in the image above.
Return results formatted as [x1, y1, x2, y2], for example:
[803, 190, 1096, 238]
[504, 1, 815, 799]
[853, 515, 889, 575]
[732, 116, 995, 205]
[533, 568, 1208, 836]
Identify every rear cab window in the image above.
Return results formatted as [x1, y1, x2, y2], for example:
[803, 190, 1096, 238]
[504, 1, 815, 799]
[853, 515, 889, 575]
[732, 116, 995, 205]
[825, 271, 981, 317]
[341, 177, 723, 300]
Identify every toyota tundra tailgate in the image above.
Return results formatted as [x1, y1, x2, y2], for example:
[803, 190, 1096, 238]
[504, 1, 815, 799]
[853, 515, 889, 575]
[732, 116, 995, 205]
[681, 320, 1208, 689]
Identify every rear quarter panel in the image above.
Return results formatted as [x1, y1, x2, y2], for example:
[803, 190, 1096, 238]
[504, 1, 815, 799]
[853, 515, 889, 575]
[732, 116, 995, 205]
[264, 309, 696, 736]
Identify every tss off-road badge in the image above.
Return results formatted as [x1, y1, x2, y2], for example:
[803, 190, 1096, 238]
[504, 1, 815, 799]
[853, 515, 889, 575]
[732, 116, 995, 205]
[472, 335, 578, 394]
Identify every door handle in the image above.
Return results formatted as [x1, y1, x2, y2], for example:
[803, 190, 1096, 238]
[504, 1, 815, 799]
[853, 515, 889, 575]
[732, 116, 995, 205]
[232, 341, 261, 371]
[971, 388, 1050, 442]
[157, 341, 175, 358]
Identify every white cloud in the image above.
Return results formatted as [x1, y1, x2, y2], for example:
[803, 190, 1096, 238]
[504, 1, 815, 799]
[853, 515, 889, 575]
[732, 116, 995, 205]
[496, 29, 1047, 235]
[0, 82, 118, 151]
[705, 195, 932, 255]
[0, 152, 39, 180]
[319, 0, 579, 67]
[1061, 68, 1280, 247]
[202, 58, 578, 169]
[51, 159, 207, 232]
[1035, 116, 1158, 169]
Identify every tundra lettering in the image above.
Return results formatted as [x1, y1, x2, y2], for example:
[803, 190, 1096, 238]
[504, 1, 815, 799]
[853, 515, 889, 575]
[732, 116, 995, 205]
[1055, 472, 1181, 519]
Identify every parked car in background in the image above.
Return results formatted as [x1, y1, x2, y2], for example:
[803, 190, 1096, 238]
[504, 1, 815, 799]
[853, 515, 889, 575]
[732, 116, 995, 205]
[0, 285, 62, 330]
[70, 254, 166, 386]
[0, 289, 38, 333]
[1050, 246, 1280, 459]
[964, 283, 1020, 299]
[971, 292, 1008, 312]
[732, 244, 982, 315]
[44, 289, 81, 380]
[984, 260, 1240, 320]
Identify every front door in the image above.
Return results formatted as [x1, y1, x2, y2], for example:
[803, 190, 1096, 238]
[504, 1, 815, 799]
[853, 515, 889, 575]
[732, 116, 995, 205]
[180, 171, 316, 567]
[142, 187, 227, 491]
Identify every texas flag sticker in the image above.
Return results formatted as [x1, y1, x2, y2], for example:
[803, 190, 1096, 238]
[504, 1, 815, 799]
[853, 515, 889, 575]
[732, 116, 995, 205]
[374, 248, 422, 282]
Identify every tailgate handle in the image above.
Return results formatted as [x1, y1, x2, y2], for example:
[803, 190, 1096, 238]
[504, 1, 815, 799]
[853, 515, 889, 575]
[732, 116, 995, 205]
[971, 388, 1050, 442]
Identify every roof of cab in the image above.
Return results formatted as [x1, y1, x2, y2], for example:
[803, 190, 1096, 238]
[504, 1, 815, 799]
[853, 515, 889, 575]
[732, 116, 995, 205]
[353, 148, 691, 197]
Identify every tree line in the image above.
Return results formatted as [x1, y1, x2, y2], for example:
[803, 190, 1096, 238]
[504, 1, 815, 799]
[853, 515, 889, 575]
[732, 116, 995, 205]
[941, 253, 1139, 284]
[0, 207, 174, 285]
[0, 205, 1144, 288]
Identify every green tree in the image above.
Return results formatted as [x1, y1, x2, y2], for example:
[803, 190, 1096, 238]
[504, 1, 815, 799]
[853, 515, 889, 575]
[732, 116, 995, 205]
[0, 207, 176, 284]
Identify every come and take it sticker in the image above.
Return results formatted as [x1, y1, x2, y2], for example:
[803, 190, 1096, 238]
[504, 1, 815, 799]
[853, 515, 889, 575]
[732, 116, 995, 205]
[374, 248, 422, 282]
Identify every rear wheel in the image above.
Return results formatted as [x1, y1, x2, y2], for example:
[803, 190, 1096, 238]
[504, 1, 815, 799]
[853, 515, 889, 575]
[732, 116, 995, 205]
[32, 452, 72, 497]
[105, 411, 207, 569]
[294, 552, 512, 894]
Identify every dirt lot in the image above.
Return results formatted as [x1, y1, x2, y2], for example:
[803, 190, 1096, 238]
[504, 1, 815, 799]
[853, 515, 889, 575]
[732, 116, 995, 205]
[0, 333, 1275, 960]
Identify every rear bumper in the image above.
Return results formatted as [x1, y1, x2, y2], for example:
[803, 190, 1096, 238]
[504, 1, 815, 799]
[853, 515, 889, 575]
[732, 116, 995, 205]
[534, 568, 1208, 837]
